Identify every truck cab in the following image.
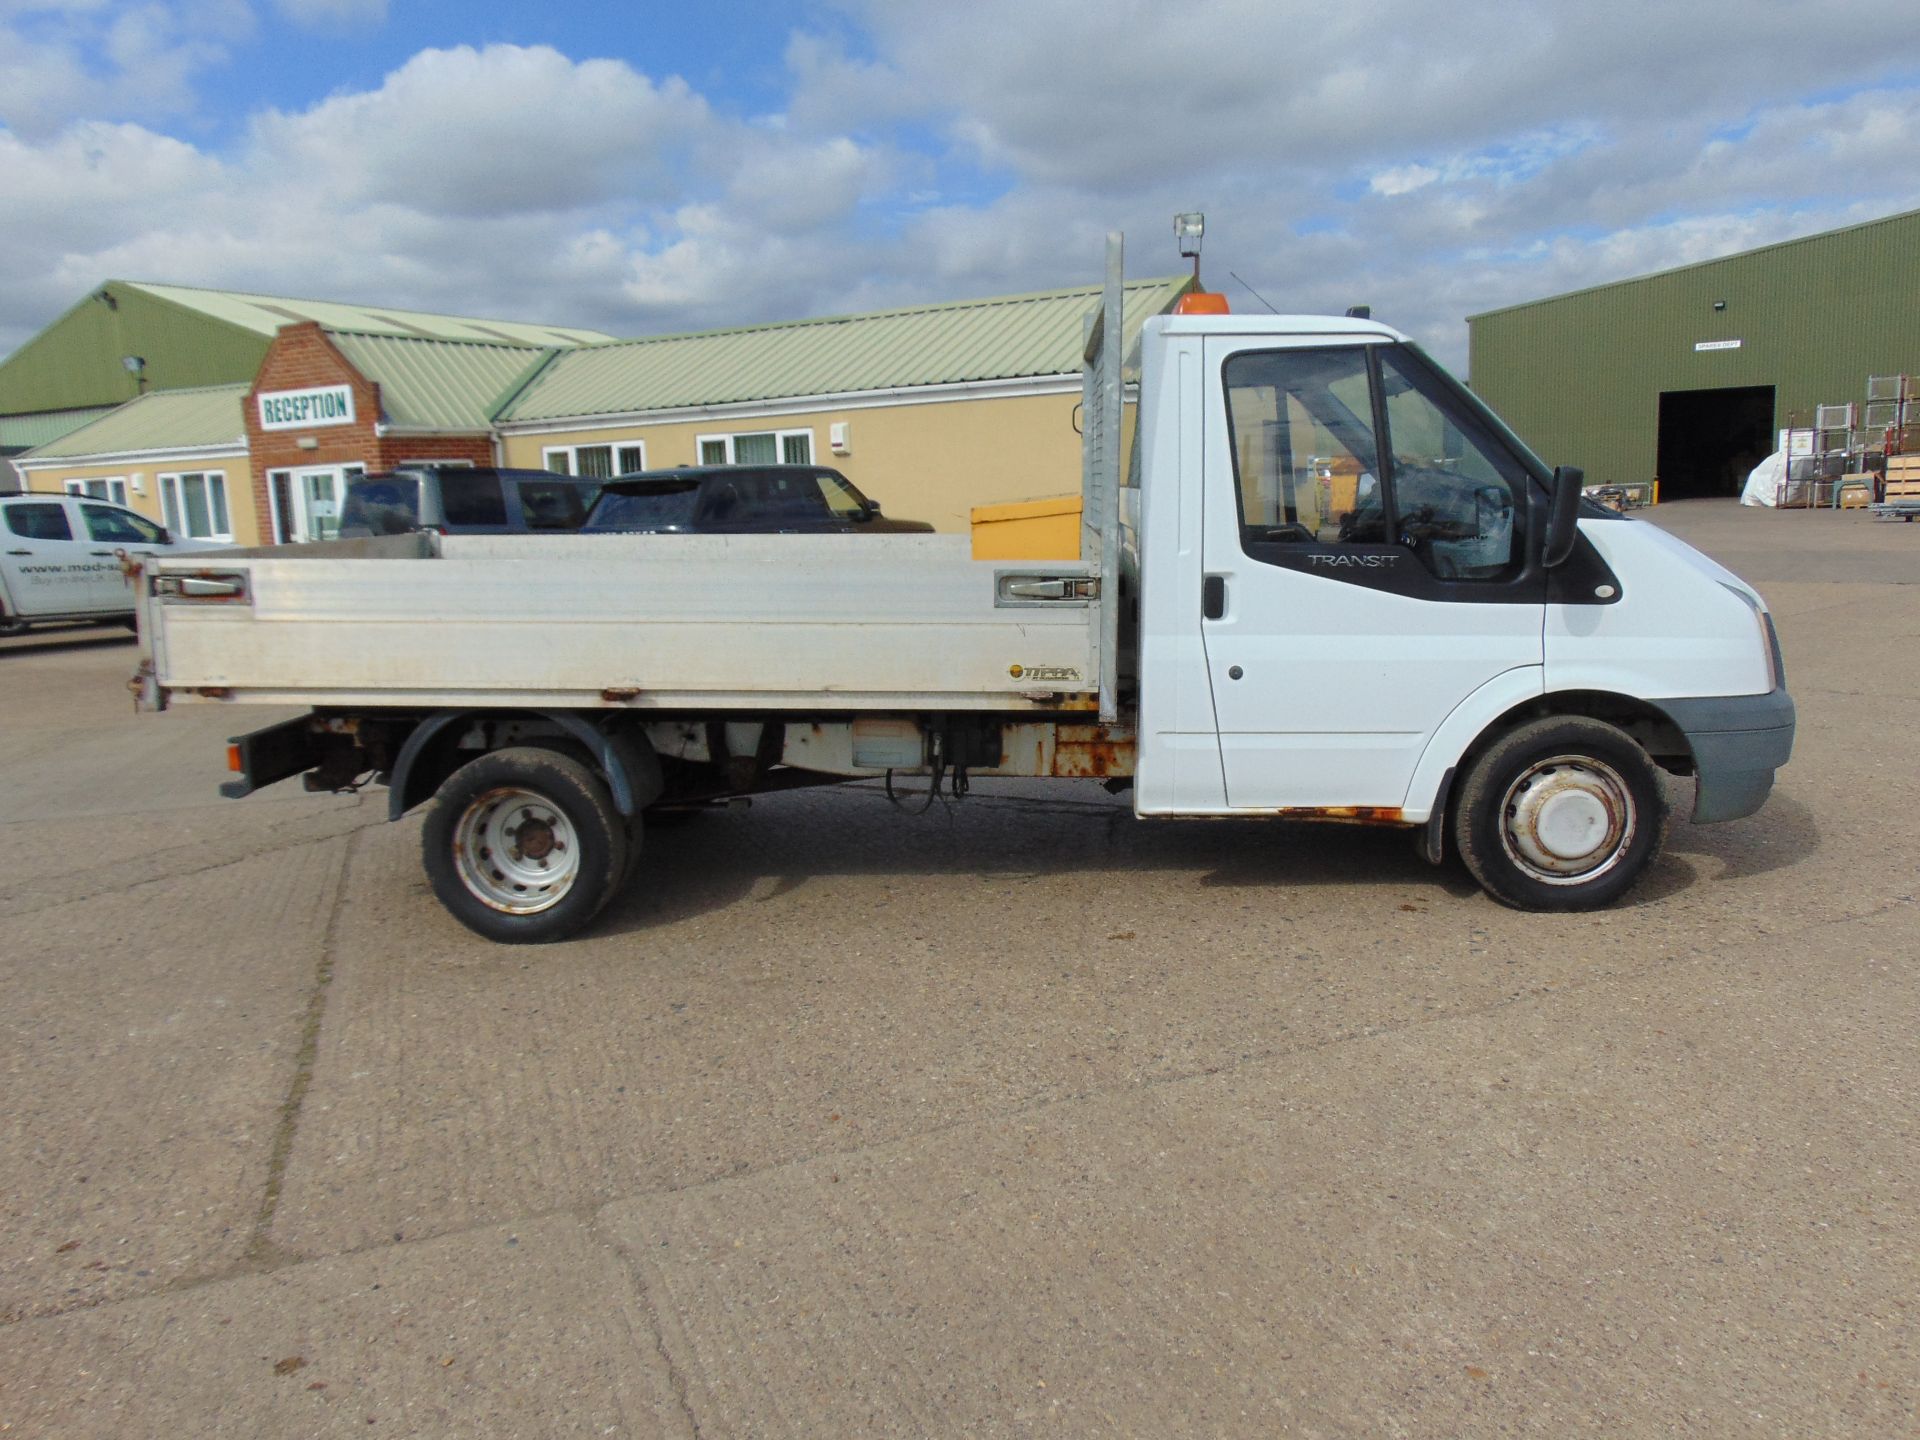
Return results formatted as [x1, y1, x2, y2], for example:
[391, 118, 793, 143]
[1132, 313, 1792, 906]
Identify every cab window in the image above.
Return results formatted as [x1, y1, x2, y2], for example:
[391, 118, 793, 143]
[6, 502, 73, 541]
[1223, 345, 1526, 580]
[81, 504, 163, 544]
[514, 479, 591, 530]
[1378, 351, 1522, 580]
[1223, 348, 1383, 547]
[726, 471, 832, 523]
[815, 471, 870, 519]
[437, 473, 508, 528]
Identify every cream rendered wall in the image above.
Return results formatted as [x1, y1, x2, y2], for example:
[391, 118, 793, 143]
[18, 454, 261, 545]
[499, 390, 1089, 532]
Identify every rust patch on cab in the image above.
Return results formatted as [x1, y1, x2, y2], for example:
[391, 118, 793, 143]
[1270, 806, 1412, 827]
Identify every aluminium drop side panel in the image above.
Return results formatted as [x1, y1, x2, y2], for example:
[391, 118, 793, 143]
[146, 533, 1100, 711]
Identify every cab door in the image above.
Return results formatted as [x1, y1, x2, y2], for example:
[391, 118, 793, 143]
[1197, 338, 1547, 809]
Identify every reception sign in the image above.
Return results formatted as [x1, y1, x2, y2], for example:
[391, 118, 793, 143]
[258, 384, 356, 431]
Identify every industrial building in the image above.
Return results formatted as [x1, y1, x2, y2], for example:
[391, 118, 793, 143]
[5, 276, 1189, 544]
[0, 283, 614, 538]
[1468, 207, 1920, 499]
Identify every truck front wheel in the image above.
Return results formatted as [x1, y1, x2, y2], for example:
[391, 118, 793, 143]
[1452, 716, 1667, 911]
[422, 746, 628, 943]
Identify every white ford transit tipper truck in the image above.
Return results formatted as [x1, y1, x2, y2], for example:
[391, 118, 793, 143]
[132, 238, 1794, 942]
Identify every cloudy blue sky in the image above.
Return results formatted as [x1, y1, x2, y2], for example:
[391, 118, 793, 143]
[4, 0, 1920, 371]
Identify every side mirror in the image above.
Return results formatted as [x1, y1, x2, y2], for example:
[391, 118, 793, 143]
[1544, 465, 1583, 568]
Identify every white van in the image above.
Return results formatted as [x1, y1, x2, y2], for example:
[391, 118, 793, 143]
[0, 494, 228, 634]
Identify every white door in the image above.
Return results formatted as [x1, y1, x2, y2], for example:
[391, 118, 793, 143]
[288, 465, 362, 542]
[1197, 337, 1547, 810]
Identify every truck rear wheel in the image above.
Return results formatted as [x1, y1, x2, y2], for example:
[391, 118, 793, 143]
[422, 746, 628, 943]
[1453, 716, 1666, 911]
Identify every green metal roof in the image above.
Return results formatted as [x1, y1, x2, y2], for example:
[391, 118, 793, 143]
[21, 384, 248, 460]
[496, 276, 1194, 424]
[0, 280, 616, 416]
[1468, 205, 1920, 322]
[122, 282, 616, 347]
[329, 332, 553, 432]
[0, 406, 120, 450]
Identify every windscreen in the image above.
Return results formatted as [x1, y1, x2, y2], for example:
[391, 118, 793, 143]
[339, 476, 421, 535]
[586, 480, 701, 531]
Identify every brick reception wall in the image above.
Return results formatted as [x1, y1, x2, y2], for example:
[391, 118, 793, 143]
[244, 323, 494, 542]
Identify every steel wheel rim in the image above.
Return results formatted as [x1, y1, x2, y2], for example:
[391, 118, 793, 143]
[452, 785, 580, 914]
[1498, 753, 1637, 885]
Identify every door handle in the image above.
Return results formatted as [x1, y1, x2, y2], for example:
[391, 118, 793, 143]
[1202, 575, 1226, 620]
[91, 549, 116, 556]
[6, 549, 30, 556]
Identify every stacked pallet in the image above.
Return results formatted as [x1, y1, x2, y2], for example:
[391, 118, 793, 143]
[1887, 454, 1920, 503]
[1867, 376, 1920, 453]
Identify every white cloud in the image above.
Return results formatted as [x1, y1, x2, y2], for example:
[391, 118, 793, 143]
[248, 44, 712, 217]
[272, 0, 385, 26]
[0, 0, 248, 137]
[0, 42, 908, 351]
[1371, 165, 1439, 198]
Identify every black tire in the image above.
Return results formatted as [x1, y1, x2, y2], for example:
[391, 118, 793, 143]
[421, 746, 628, 943]
[1452, 716, 1667, 911]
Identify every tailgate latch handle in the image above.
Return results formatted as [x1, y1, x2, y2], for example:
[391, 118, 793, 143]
[154, 574, 247, 599]
[1000, 576, 1099, 602]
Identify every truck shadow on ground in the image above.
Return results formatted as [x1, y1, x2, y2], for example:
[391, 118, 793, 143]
[1646, 789, 1819, 899]
[591, 779, 1820, 938]
[0, 626, 134, 658]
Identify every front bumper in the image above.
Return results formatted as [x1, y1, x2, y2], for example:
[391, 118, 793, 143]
[1655, 687, 1796, 823]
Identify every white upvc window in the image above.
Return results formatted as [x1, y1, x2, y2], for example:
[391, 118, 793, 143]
[158, 471, 233, 541]
[543, 441, 646, 479]
[696, 429, 813, 466]
[65, 476, 128, 505]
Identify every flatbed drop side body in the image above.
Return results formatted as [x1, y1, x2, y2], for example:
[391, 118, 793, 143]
[135, 237, 1795, 941]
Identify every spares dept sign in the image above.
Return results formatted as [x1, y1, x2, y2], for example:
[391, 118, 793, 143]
[257, 384, 356, 431]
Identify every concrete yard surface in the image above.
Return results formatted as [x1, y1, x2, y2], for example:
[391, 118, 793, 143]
[0, 501, 1914, 1437]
